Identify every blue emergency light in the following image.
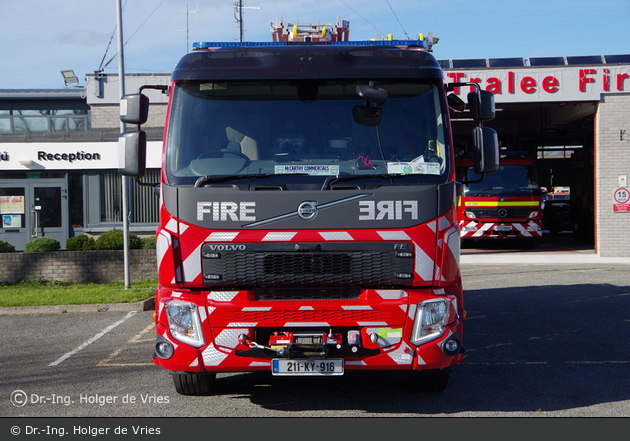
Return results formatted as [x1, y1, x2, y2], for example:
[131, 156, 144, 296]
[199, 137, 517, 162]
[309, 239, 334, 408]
[192, 40, 427, 50]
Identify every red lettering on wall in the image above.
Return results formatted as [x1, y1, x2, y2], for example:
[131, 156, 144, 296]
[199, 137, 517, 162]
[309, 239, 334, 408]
[542, 76, 559, 93]
[603, 69, 610, 91]
[447, 72, 465, 93]
[617, 73, 628, 91]
[469, 78, 481, 93]
[579, 69, 596, 92]
[487, 77, 501, 94]
[508, 71, 515, 94]
[521, 77, 537, 94]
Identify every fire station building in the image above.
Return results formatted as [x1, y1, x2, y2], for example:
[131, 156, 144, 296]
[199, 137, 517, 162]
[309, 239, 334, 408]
[1, 54, 629, 257]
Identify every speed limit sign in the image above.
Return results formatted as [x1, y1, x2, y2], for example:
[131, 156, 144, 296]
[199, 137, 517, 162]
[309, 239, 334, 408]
[613, 187, 630, 212]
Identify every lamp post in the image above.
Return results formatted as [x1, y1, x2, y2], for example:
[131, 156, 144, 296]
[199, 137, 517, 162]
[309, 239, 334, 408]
[116, 0, 131, 289]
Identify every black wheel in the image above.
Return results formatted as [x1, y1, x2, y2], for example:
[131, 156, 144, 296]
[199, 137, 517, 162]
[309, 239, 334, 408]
[408, 369, 450, 392]
[172, 373, 216, 395]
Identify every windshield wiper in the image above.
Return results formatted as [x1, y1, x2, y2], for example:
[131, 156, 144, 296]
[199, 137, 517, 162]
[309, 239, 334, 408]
[194, 173, 303, 187]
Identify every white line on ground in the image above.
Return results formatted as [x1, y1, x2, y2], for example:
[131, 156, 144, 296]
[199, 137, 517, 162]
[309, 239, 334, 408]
[48, 311, 138, 367]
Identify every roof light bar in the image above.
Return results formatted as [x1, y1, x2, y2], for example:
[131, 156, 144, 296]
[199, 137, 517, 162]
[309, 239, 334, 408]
[192, 40, 427, 50]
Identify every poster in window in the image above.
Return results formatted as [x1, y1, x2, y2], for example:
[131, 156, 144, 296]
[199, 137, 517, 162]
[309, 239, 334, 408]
[3, 215, 21, 228]
[0, 196, 25, 214]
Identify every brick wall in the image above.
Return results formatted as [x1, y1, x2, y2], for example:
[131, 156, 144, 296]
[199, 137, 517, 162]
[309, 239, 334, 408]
[90, 104, 167, 129]
[0, 250, 157, 284]
[596, 94, 630, 257]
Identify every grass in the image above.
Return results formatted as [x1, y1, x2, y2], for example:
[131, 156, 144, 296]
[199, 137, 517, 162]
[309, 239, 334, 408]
[0, 278, 157, 307]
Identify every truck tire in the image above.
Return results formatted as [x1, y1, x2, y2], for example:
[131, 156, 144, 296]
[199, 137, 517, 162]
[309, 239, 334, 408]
[172, 373, 216, 395]
[408, 369, 450, 392]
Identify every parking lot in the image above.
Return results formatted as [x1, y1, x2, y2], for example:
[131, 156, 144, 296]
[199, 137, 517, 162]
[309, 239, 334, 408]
[2, 237, 630, 418]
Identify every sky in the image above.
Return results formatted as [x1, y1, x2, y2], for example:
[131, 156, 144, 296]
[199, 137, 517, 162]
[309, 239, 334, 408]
[1, 0, 629, 90]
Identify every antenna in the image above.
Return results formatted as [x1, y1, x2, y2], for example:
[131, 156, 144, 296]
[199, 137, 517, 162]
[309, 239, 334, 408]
[178, 2, 198, 52]
[233, 0, 260, 42]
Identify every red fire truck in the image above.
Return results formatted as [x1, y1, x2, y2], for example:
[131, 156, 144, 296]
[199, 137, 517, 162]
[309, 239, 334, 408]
[118, 22, 498, 394]
[457, 157, 543, 244]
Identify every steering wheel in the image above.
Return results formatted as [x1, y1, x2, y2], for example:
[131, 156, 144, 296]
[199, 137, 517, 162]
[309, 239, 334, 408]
[197, 149, 250, 161]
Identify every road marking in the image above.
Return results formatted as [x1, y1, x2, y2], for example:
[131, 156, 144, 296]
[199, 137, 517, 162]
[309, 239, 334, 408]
[97, 323, 155, 367]
[49, 311, 137, 367]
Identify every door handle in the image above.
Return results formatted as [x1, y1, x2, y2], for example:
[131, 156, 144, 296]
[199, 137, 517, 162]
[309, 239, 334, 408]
[31, 206, 39, 238]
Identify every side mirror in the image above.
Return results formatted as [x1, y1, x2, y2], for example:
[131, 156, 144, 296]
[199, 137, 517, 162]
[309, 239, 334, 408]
[120, 93, 149, 125]
[118, 131, 147, 177]
[447, 93, 466, 112]
[472, 127, 499, 174]
[467, 90, 495, 121]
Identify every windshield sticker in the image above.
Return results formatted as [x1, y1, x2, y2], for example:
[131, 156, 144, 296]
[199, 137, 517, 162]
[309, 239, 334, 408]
[274, 165, 340, 175]
[387, 160, 440, 175]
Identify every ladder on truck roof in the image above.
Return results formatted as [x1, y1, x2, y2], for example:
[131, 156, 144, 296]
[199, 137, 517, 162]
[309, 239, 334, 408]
[271, 16, 350, 43]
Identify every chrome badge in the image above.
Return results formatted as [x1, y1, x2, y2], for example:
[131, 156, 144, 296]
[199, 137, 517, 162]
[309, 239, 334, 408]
[297, 201, 318, 220]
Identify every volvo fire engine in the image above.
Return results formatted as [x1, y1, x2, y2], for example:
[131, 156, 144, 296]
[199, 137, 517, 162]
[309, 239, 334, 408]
[457, 157, 543, 243]
[118, 20, 498, 395]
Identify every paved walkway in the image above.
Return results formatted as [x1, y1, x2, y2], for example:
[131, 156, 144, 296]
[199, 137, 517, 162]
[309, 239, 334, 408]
[461, 234, 630, 265]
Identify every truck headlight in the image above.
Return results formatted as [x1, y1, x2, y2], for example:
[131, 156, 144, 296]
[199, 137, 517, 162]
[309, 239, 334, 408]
[528, 211, 539, 218]
[165, 300, 205, 348]
[410, 299, 451, 346]
[464, 210, 476, 219]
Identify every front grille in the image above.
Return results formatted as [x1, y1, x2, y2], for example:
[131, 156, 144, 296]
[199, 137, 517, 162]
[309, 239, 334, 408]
[202, 242, 414, 288]
[263, 254, 352, 275]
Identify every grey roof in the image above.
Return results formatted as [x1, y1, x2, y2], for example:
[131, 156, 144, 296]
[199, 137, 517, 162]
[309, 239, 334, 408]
[0, 89, 86, 100]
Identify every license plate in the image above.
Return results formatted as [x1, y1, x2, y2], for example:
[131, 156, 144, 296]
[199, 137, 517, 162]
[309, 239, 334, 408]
[272, 359, 344, 376]
[493, 225, 512, 231]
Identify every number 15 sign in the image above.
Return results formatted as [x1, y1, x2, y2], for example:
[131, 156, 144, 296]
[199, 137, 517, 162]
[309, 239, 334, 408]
[613, 187, 630, 212]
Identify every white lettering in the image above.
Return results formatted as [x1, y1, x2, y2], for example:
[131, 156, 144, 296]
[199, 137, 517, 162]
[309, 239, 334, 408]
[220, 202, 239, 221]
[196, 201, 257, 221]
[359, 201, 375, 220]
[359, 200, 418, 221]
[376, 201, 394, 220]
[240, 202, 256, 221]
[403, 201, 418, 220]
[197, 202, 212, 221]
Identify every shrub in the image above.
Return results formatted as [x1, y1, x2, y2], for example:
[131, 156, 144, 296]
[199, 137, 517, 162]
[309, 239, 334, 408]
[0, 240, 15, 253]
[94, 229, 141, 250]
[65, 234, 96, 251]
[141, 236, 156, 249]
[25, 237, 61, 252]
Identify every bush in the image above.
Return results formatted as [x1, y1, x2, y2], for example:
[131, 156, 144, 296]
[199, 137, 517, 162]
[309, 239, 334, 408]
[0, 240, 15, 253]
[94, 229, 141, 250]
[141, 236, 156, 249]
[65, 234, 96, 251]
[25, 237, 61, 252]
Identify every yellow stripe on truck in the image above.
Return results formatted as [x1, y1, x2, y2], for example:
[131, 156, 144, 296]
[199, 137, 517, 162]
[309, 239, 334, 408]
[464, 201, 539, 207]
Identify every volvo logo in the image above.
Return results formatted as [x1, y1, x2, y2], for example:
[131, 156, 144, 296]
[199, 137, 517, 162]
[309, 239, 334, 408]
[498, 208, 508, 218]
[297, 201, 318, 220]
[207, 244, 246, 251]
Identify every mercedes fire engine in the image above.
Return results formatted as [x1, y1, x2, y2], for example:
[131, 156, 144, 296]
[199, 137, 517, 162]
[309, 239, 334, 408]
[118, 19, 498, 395]
[457, 157, 543, 243]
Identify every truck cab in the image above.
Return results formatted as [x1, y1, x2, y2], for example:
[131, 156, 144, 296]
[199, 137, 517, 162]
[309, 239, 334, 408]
[119, 35, 498, 395]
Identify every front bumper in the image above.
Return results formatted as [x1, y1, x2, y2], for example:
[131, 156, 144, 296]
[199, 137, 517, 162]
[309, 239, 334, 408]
[153, 287, 465, 374]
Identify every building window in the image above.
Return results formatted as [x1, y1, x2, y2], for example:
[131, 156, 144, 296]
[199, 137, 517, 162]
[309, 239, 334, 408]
[537, 145, 582, 159]
[100, 170, 160, 224]
[0, 104, 89, 134]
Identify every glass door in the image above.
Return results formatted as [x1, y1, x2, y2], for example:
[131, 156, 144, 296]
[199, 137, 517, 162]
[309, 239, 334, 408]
[0, 179, 68, 251]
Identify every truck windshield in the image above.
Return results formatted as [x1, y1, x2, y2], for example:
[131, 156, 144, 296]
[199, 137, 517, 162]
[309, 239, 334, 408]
[462, 163, 540, 196]
[165, 80, 451, 187]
